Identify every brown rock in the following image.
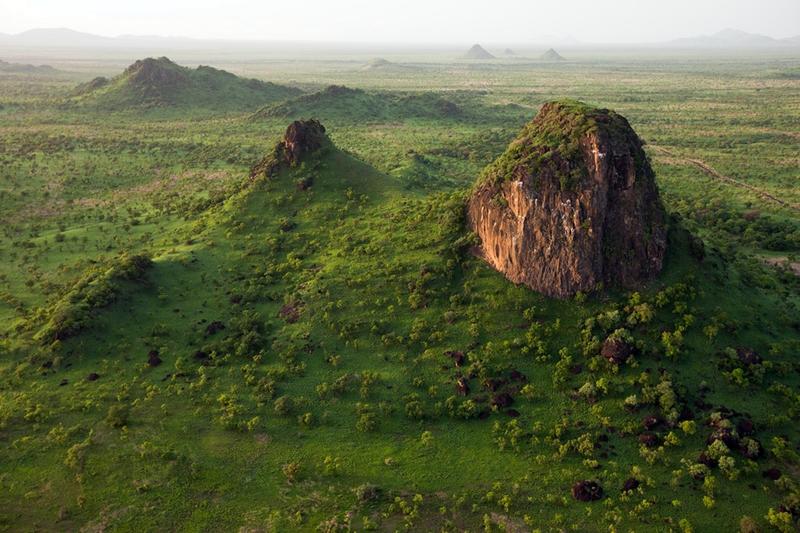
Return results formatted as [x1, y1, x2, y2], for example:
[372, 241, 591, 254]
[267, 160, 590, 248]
[251, 120, 328, 179]
[571, 480, 603, 501]
[639, 432, 660, 448]
[622, 478, 640, 492]
[467, 101, 666, 298]
[491, 393, 514, 409]
[736, 347, 763, 366]
[602, 337, 635, 364]
[147, 350, 162, 367]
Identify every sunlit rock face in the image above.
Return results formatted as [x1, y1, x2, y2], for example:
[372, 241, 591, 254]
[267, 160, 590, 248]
[467, 100, 667, 298]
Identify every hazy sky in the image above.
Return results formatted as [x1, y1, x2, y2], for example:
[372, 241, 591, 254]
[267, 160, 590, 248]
[2, 0, 799, 43]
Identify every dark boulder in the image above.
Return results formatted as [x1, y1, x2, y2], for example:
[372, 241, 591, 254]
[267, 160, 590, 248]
[205, 321, 225, 336]
[736, 348, 762, 366]
[602, 338, 635, 365]
[638, 432, 660, 448]
[147, 350, 162, 367]
[621, 478, 640, 492]
[491, 393, 514, 409]
[572, 480, 604, 502]
[456, 377, 470, 396]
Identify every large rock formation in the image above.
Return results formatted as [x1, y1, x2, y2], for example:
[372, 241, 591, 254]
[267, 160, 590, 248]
[250, 119, 328, 179]
[467, 100, 667, 298]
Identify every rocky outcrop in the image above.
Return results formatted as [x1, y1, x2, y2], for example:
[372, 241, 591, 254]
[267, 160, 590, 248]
[467, 100, 667, 298]
[123, 57, 189, 89]
[250, 119, 328, 179]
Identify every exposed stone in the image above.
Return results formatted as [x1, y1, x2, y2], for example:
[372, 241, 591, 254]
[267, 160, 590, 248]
[456, 377, 470, 396]
[736, 347, 763, 366]
[571, 480, 603, 501]
[467, 100, 667, 298]
[639, 432, 660, 448]
[205, 321, 225, 336]
[147, 350, 162, 367]
[282, 119, 327, 165]
[622, 478, 640, 492]
[491, 393, 514, 408]
[250, 119, 328, 178]
[602, 337, 635, 364]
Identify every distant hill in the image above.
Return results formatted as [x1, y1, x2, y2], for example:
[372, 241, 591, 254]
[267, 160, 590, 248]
[541, 48, 565, 61]
[360, 58, 415, 71]
[0, 59, 58, 74]
[363, 58, 392, 69]
[503, 48, 516, 56]
[1, 27, 113, 47]
[71, 56, 302, 111]
[463, 44, 495, 59]
[252, 84, 464, 122]
[669, 28, 789, 48]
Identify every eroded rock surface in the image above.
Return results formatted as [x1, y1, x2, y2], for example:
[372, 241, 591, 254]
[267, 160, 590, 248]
[250, 119, 328, 178]
[467, 100, 667, 298]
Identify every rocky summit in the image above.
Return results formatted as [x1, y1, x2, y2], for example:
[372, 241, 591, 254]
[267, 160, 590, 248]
[250, 119, 328, 178]
[467, 100, 667, 298]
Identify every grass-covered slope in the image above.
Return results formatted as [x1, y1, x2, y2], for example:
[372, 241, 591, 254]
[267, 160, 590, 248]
[2, 119, 800, 532]
[71, 57, 302, 111]
[251, 85, 465, 123]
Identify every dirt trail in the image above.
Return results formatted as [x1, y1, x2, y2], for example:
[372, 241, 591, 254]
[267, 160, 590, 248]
[650, 145, 800, 212]
[763, 257, 800, 277]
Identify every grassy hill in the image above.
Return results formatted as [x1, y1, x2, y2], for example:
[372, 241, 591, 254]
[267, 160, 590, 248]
[2, 117, 800, 531]
[252, 85, 466, 123]
[71, 56, 302, 111]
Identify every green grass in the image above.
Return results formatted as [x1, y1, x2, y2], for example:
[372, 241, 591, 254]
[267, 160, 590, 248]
[1, 52, 799, 532]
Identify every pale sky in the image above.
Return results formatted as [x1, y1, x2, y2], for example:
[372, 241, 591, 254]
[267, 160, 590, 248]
[2, 0, 799, 43]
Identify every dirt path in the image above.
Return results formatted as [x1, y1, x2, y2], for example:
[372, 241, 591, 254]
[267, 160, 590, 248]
[763, 257, 800, 277]
[649, 145, 800, 212]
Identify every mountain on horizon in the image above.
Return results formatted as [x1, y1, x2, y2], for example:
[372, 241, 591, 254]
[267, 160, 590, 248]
[1, 27, 798, 50]
[463, 44, 495, 59]
[668, 28, 796, 48]
[541, 48, 565, 61]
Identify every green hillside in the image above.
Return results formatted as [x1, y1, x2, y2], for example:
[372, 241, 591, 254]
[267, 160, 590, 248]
[2, 117, 799, 531]
[252, 85, 471, 122]
[71, 57, 302, 111]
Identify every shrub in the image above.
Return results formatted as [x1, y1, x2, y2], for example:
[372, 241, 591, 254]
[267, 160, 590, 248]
[281, 461, 301, 484]
[355, 483, 382, 503]
[105, 404, 130, 428]
[273, 395, 294, 416]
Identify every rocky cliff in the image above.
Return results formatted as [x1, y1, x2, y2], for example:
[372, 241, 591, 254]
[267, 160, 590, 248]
[467, 100, 667, 298]
[250, 119, 328, 179]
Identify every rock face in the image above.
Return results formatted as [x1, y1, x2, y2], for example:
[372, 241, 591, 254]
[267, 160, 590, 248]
[282, 119, 327, 164]
[250, 119, 328, 178]
[467, 100, 667, 298]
